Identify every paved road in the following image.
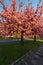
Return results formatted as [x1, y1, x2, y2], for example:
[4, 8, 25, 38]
[0, 39, 34, 45]
[0, 39, 21, 45]
[0, 38, 40, 45]
[13, 44, 43, 65]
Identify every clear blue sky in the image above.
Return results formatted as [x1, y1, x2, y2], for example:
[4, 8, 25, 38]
[0, 0, 40, 12]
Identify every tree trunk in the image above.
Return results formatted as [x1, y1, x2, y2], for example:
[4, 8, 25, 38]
[34, 34, 36, 42]
[21, 30, 24, 46]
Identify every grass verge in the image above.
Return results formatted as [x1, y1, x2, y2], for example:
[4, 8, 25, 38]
[0, 40, 42, 65]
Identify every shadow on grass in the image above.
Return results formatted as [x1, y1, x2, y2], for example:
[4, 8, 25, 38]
[0, 40, 42, 65]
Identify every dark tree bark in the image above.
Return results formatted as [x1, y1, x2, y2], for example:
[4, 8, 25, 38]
[34, 34, 36, 42]
[21, 30, 24, 46]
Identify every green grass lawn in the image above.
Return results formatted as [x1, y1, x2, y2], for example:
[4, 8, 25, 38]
[0, 40, 42, 65]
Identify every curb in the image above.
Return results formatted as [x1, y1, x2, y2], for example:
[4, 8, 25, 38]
[11, 43, 42, 65]
[11, 51, 31, 65]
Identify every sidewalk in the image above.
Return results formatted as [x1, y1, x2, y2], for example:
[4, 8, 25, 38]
[12, 43, 43, 65]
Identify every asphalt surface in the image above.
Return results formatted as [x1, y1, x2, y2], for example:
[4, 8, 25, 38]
[0, 38, 33, 45]
[0, 39, 43, 65]
[0, 39, 21, 45]
[13, 44, 43, 65]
